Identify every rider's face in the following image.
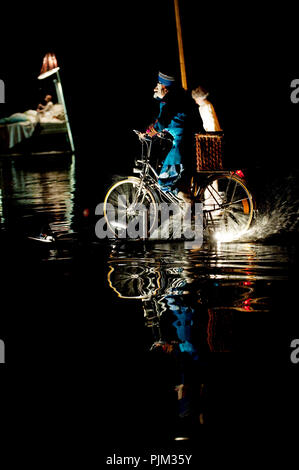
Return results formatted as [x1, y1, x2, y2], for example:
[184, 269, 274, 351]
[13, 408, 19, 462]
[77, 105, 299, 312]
[153, 82, 168, 99]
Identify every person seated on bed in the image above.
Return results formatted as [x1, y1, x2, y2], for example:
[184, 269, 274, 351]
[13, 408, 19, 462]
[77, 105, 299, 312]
[36, 94, 54, 114]
[0, 96, 65, 125]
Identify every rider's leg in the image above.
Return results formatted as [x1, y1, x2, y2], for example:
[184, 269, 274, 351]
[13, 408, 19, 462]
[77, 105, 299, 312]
[176, 173, 192, 204]
[158, 163, 184, 194]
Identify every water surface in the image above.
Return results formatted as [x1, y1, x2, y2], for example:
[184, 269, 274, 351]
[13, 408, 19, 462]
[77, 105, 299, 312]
[1, 155, 298, 443]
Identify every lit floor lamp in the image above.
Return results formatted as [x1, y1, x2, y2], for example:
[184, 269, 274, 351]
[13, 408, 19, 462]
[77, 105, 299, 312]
[38, 53, 75, 153]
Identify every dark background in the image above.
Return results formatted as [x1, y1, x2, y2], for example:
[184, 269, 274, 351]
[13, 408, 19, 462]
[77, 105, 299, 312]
[1, 0, 299, 459]
[1, 1, 299, 173]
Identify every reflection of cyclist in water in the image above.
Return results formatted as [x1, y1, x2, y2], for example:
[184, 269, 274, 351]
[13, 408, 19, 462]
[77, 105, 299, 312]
[149, 291, 205, 432]
[107, 255, 209, 436]
[136, 264, 207, 433]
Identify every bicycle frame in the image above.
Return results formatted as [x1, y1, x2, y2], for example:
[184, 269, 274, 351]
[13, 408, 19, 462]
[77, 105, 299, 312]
[133, 136, 186, 206]
[133, 136, 236, 215]
[103, 132, 254, 241]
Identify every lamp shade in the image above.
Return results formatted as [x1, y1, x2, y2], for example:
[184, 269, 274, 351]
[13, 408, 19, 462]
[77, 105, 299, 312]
[38, 52, 60, 80]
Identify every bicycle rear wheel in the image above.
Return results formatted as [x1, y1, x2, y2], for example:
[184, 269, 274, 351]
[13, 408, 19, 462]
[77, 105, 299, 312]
[103, 177, 157, 238]
[199, 174, 254, 240]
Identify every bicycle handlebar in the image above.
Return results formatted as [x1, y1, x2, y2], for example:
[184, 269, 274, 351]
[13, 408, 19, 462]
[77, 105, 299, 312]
[132, 130, 151, 143]
[133, 129, 173, 142]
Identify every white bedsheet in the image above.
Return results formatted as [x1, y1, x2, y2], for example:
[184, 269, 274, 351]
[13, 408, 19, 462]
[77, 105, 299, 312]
[0, 119, 37, 149]
[0, 105, 66, 150]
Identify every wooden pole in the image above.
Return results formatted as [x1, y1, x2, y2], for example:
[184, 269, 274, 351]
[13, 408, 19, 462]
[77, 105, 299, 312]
[174, 0, 187, 90]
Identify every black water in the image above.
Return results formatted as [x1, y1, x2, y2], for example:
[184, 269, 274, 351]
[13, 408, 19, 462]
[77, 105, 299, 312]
[1, 154, 299, 453]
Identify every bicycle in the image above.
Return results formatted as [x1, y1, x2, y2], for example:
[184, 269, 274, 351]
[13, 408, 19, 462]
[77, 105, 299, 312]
[103, 130, 254, 241]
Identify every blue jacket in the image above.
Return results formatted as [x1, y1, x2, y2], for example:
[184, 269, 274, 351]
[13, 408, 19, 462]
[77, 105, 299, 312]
[154, 102, 185, 165]
[153, 88, 202, 168]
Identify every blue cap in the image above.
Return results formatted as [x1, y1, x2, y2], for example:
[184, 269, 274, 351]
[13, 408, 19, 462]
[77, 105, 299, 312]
[158, 71, 175, 87]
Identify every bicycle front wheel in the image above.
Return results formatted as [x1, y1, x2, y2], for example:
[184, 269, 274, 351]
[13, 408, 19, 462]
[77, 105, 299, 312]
[103, 177, 158, 238]
[199, 174, 254, 240]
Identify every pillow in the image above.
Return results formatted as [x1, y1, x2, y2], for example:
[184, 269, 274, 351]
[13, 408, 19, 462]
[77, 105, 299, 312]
[51, 104, 65, 120]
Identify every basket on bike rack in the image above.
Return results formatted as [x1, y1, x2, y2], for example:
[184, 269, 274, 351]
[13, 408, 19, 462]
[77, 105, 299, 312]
[195, 133, 224, 171]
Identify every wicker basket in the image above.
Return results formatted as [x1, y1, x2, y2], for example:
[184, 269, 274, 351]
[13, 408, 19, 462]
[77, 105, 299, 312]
[195, 133, 224, 171]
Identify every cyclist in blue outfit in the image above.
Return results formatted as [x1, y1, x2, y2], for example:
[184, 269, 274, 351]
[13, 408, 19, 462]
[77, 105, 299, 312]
[145, 71, 203, 195]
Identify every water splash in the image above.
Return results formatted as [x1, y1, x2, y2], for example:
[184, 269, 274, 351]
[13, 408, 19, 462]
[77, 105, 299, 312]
[238, 174, 299, 242]
[107, 173, 299, 244]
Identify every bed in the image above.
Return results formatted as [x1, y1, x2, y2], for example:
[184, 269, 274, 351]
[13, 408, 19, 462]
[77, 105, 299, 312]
[0, 104, 68, 152]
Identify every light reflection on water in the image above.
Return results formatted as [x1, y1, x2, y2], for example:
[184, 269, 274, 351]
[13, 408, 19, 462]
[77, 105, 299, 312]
[0, 157, 297, 434]
[0, 155, 76, 233]
[105, 240, 293, 433]
[107, 241, 289, 317]
[0, 158, 292, 353]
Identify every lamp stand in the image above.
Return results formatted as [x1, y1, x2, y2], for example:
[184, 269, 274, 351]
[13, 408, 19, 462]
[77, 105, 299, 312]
[53, 70, 75, 153]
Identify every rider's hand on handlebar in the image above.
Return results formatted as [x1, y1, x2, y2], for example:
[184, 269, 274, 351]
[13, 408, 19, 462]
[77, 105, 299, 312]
[133, 130, 147, 141]
[138, 132, 147, 140]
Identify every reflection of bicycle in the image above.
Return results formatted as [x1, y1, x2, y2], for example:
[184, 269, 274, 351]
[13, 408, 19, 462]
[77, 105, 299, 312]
[103, 130, 254, 240]
[107, 262, 161, 299]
